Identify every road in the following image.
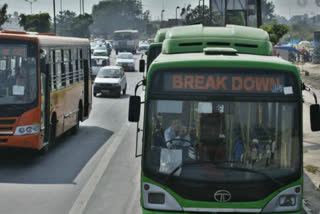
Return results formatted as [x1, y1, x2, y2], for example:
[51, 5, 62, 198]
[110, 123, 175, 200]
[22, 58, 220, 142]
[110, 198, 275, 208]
[0, 52, 143, 214]
[0, 51, 317, 214]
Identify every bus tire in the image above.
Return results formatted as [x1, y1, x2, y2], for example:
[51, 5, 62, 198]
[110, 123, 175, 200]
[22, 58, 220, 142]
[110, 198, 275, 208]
[71, 106, 81, 135]
[94, 92, 97, 97]
[39, 143, 49, 155]
[49, 118, 57, 146]
[116, 50, 119, 55]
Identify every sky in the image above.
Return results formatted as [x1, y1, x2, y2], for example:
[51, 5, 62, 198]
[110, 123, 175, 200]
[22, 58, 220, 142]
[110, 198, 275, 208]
[2, 0, 320, 20]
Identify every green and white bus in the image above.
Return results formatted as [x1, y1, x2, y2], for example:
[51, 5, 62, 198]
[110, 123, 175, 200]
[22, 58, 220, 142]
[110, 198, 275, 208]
[145, 28, 169, 71]
[130, 24, 320, 214]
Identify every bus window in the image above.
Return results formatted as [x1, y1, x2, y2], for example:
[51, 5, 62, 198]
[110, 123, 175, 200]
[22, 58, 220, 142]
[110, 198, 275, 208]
[0, 40, 38, 104]
[55, 49, 62, 89]
[68, 50, 73, 84]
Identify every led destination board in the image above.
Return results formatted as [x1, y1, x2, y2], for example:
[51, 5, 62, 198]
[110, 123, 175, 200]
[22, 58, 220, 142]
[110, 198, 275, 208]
[0, 45, 27, 57]
[151, 71, 297, 96]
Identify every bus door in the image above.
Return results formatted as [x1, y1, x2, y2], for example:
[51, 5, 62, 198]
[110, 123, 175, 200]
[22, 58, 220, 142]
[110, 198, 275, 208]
[40, 57, 50, 143]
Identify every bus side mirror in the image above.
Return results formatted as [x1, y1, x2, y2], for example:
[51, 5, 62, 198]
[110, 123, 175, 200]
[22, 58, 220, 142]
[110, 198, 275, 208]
[310, 104, 320, 131]
[129, 96, 141, 122]
[40, 58, 46, 73]
[139, 59, 145, 73]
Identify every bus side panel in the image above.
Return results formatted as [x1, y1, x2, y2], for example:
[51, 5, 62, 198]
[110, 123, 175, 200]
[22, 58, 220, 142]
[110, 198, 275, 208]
[63, 83, 84, 132]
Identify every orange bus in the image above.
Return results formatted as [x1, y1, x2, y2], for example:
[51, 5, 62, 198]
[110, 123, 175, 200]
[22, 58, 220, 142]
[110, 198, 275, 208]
[0, 30, 92, 153]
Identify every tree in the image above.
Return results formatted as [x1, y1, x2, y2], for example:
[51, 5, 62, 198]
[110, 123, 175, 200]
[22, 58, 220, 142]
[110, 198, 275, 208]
[19, 13, 51, 33]
[55, 10, 92, 38]
[0, 4, 8, 29]
[260, 21, 290, 44]
[262, 0, 275, 24]
[90, 0, 146, 37]
[185, 5, 215, 26]
[56, 10, 77, 36]
[69, 13, 93, 38]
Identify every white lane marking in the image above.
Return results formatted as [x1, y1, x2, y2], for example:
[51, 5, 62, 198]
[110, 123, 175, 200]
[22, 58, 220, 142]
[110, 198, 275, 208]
[68, 122, 131, 214]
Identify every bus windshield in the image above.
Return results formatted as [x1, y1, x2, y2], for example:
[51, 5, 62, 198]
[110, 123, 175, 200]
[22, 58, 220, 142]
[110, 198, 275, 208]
[0, 40, 37, 105]
[114, 33, 133, 40]
[146, 99, 300, 183]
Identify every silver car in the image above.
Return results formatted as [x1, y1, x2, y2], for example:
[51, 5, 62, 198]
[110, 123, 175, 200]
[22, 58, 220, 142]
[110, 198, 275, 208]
[93, 66, 127, 98]
[116, 52, 135, 71]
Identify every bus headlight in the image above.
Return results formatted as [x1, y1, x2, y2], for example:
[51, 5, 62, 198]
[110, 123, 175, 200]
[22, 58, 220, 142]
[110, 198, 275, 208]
[262, 185, 301, 213]
[14, 124, 40, 136]
[279, 195, 296, 206]
[142, 182, 182, 211]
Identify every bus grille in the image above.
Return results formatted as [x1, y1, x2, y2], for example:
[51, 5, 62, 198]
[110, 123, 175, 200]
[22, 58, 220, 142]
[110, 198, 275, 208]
[0, 120, 15, 125]
[0, 139, 8, 143]
[0, 119, 16, 136]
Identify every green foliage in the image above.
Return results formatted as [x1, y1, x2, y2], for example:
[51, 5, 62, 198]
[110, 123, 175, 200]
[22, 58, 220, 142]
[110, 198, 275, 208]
[260, 21, 289, 44]
[90, 0, 146, 37]
[70, 14, 93, 38]
[305, 165, 319, 174]
[262, 0, 275, 24]
[56, 10, 92, 38]
[19, 13, 51, 33]
[185, 5, 215, 26]
[0, 4, 8, 29]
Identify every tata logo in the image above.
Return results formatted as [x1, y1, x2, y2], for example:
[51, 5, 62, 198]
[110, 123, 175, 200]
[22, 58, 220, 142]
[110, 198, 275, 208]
[214, 190, 231, 202]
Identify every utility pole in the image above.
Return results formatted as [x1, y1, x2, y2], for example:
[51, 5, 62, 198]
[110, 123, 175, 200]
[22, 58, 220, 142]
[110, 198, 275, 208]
[224, 0, 228, 26]
[82, 0, 85, 15]
[256, 0, 262, 27]
[60, 0, 62, 13]
[203, 0, 205, 25]
[175, 6, 180, 23]
[80, 0, 82, 15]
[53, 0, 56, 34]
[25, 0, 37, 14]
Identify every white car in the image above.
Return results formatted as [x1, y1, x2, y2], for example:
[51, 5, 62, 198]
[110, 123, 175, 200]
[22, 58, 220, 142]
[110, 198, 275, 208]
[138, 44, 149, 53]
[91, 56, 110, 79]
[93, 66, 127, 98]
[93, 45, 109, 57]
[116, 52, 135, 71]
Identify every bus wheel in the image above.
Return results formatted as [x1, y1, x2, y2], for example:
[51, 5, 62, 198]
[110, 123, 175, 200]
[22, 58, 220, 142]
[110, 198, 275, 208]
[49, 120, 57, 146]
[116, 50, 118, 55]
[71, 106, 81, 135]
[94, 92, 97, 97]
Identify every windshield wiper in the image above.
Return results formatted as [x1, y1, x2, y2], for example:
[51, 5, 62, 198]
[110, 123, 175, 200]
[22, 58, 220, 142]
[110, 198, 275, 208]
[165, 161, 283, 188]
[164, 160, 217, 184]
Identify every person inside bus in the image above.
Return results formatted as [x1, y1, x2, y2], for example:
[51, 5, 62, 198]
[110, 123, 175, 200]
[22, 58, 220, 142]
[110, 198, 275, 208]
[164, 120, 191, 149]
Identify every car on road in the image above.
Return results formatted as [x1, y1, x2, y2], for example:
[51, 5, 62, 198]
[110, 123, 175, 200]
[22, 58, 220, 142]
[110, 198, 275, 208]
[93, 66, 127, 98]
[93, 45, 109, 57]
[91, 56, 110, 80]
[116, 52, 135, 71]
[137, 43, 149, 53]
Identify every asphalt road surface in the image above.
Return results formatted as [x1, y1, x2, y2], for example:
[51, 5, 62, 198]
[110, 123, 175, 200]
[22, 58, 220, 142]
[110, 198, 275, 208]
[0, 51, 143, 214]
[0, 51, 314, 214]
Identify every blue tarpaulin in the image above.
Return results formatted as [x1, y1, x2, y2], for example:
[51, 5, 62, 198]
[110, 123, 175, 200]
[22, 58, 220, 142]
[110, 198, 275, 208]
[274, 45, 301, 54]
[281, 39, 303, 45]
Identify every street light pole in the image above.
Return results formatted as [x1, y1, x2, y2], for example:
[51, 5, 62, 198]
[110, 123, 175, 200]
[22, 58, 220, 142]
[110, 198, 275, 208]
[161, 9, 165, 22]
[53, 0, 56, 34]
[175, 6, 180, 20]
[25, 0, 37, 14]
[82, 0, 85, 15]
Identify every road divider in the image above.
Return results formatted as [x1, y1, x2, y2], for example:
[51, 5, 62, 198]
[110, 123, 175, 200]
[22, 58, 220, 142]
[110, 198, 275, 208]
[68, 122, 131, 214]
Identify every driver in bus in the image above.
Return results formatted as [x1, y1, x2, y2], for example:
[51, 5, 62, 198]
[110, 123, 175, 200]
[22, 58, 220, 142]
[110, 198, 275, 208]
[164, 120, 191, 149]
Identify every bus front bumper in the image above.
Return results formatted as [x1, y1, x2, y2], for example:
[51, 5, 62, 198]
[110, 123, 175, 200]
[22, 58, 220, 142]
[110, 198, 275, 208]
[142, 208, 303, 214]
[0, 134, 41, 150]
